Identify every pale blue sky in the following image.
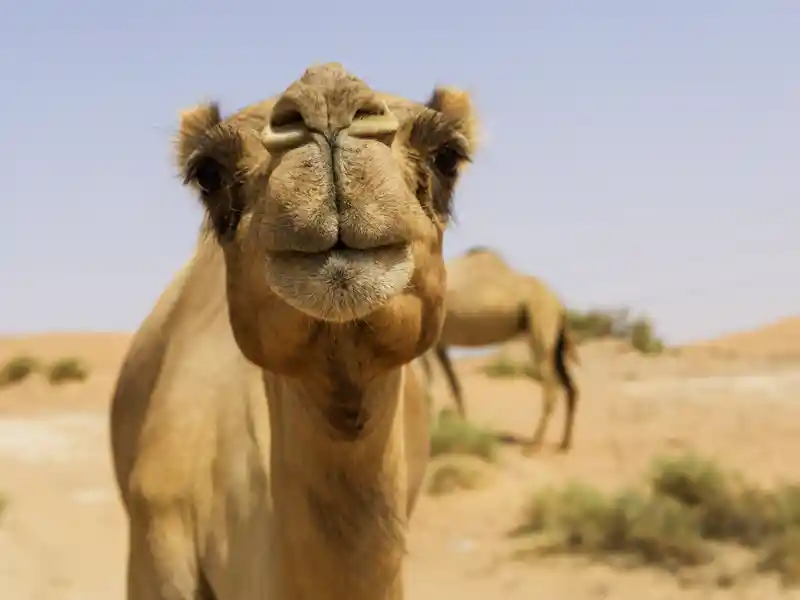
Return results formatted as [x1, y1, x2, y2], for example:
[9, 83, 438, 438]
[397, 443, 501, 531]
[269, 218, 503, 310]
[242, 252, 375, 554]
[2, 1, 797, 344]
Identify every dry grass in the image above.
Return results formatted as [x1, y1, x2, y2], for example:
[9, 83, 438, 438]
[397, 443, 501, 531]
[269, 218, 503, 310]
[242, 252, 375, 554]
[429, 410, 497, 462]
[567, 307, 664, 354]
[0, 356, 41, 388]
[426, 455, 490, 495]
[514, 452, 800, 585]
[0, 355, 91, 388]
[481, 308, 665, 381]
[482, 356, 540, 381]
[45, 357, 89, 385]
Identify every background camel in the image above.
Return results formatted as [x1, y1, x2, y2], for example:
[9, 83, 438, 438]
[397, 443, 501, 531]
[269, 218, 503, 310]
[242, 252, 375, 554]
[422, 247, 580, 453]
[109, 63, 478, 600]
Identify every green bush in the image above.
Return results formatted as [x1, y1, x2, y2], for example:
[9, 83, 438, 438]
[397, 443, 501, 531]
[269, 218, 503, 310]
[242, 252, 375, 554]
[0, 356, 41, 388]
[46, 357, 89, 384]
[516, 453, 800, 584]
[566, 307, 664, 355]
[483, 356, 540, 381]
[429, 412, 497, 462]
[518, 483, 709, 569]
[426, 456, 488, 495]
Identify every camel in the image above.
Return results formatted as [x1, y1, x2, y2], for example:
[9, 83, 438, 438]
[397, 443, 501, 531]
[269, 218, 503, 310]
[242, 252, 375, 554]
[420, 247, 580, 453]
[109, 62, 478, 600]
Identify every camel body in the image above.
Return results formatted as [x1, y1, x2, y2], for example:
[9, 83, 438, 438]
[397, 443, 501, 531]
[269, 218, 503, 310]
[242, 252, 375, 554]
[109, 63, 478, 600]
[111, 238, 430, 599]
[426, 248, 581, 452]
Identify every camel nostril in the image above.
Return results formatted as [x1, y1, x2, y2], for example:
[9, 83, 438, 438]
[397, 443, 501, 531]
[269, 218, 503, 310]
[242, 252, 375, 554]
[270, 109, 304, 129]
[353, 105, 385, 120]
[346, 101, 399, 141]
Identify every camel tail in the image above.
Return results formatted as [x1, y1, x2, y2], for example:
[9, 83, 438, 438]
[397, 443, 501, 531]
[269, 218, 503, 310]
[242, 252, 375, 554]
[558, 314, 580, 366]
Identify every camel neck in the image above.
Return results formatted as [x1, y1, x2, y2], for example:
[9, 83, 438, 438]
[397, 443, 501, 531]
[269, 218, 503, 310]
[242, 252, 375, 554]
[263, 368, 408, 600]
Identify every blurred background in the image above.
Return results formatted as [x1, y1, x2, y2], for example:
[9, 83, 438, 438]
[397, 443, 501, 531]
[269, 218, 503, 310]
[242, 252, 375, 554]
[1, 2, 799, 599]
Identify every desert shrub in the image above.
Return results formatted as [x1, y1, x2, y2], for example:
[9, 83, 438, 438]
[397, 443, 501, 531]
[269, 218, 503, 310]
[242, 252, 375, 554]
[0, 355, 41, 388]
[426, 456, 488, 495]
[649, 454, 800, 583]
[566, 307, 664, 355]
[429, 412, 497, 462]
[517, 482, 709, 569]
[629, 318, 664, 354]
[483, 356, 540, 381]
[46, 357, 89, 384]
[566, 309, 618, 340]
[758, 528, 800, 585]
[516, 453, 800, 583]
[649, 454, 800, 546]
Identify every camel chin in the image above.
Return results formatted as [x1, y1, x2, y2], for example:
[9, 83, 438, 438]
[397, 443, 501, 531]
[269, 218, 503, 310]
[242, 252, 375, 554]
[264, 244, 414, 322]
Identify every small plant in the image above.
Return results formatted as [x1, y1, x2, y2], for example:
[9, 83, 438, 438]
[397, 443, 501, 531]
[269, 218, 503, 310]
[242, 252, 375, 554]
[515, 453, 800, 584]
[649, 454, 800, 546]
[758, 528, 800, 585]
[429, 412, 497, 462]
[516, 483, 709, 569]
[565, 307, 665, 355]
[46, 357, 89, 384]
[483, 356, 540, 381]
[0, 355, 40, 388]
[630, 318, 664, 354]
[426, 456, 488, 495]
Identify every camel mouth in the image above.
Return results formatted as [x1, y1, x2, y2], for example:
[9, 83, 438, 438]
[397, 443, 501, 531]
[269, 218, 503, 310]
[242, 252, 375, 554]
[263, 244, 414, 322]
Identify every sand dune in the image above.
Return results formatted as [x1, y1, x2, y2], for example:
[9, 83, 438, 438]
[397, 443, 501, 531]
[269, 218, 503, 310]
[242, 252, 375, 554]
[2, 316, 800, 599]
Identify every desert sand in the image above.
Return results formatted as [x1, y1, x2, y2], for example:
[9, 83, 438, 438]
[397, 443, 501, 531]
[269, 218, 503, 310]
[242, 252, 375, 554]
[1, 316, 800, 599]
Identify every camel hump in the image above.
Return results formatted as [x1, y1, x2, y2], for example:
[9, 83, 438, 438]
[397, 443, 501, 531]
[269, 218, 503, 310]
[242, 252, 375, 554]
[465, 245, 493, 255]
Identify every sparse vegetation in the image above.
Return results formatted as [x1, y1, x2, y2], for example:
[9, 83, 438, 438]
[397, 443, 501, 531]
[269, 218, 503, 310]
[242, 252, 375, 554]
[516, 482, 709, 570]
[481, 306, 665, 380]
[514, 452, 800, 585]
[426, 455, 489, 495]
[566, 306, 664, 354]
[46, 357, 90, 384]
[0, 355, 41, 388]
[0, 354, 91, 388]
[482, 356, 540, 381]
[429, 410, 497, 462]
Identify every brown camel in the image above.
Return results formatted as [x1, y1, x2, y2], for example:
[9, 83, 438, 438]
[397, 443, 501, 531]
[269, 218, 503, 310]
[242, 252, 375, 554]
[109, 63, 478, 600]
[421, 247, 580, 452]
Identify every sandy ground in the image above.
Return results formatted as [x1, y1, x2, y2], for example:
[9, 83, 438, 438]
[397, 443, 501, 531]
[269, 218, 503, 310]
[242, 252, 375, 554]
[2, 319, 800, 599]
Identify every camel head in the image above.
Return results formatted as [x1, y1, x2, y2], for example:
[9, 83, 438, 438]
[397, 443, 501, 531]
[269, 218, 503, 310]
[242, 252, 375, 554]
[176, 63, 478, 380]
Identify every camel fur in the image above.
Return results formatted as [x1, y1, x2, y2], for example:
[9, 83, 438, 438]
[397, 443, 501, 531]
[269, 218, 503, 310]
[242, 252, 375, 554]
[109, 63, 478, 600]
[421, 247, 580, 452]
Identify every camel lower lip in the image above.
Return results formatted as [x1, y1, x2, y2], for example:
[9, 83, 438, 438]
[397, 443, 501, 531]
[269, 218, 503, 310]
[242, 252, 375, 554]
[263, 244, 414, 322]
[274, 244, 404, 259]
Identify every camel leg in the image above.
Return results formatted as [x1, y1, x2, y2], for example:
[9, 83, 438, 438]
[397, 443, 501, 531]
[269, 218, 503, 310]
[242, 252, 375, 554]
[523, 361, 560, 456]
[521, 307, 561, 456]
[554, 324, 579, 452]
[434, 343, 467, 420]
[125, 512, 206, 600]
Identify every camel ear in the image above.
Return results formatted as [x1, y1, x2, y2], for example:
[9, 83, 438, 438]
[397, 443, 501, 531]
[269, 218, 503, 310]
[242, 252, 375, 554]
[174, 102, 223, 176]
[426, 87, 479, 153]
[173, 103, 245, 241]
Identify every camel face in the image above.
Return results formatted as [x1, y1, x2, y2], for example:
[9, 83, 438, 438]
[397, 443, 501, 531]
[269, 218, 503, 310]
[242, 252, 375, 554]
[176, 63, 478, 376]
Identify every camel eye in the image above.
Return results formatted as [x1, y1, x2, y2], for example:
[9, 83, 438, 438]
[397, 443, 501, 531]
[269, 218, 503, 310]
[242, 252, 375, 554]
[432, 144, 465, 178]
